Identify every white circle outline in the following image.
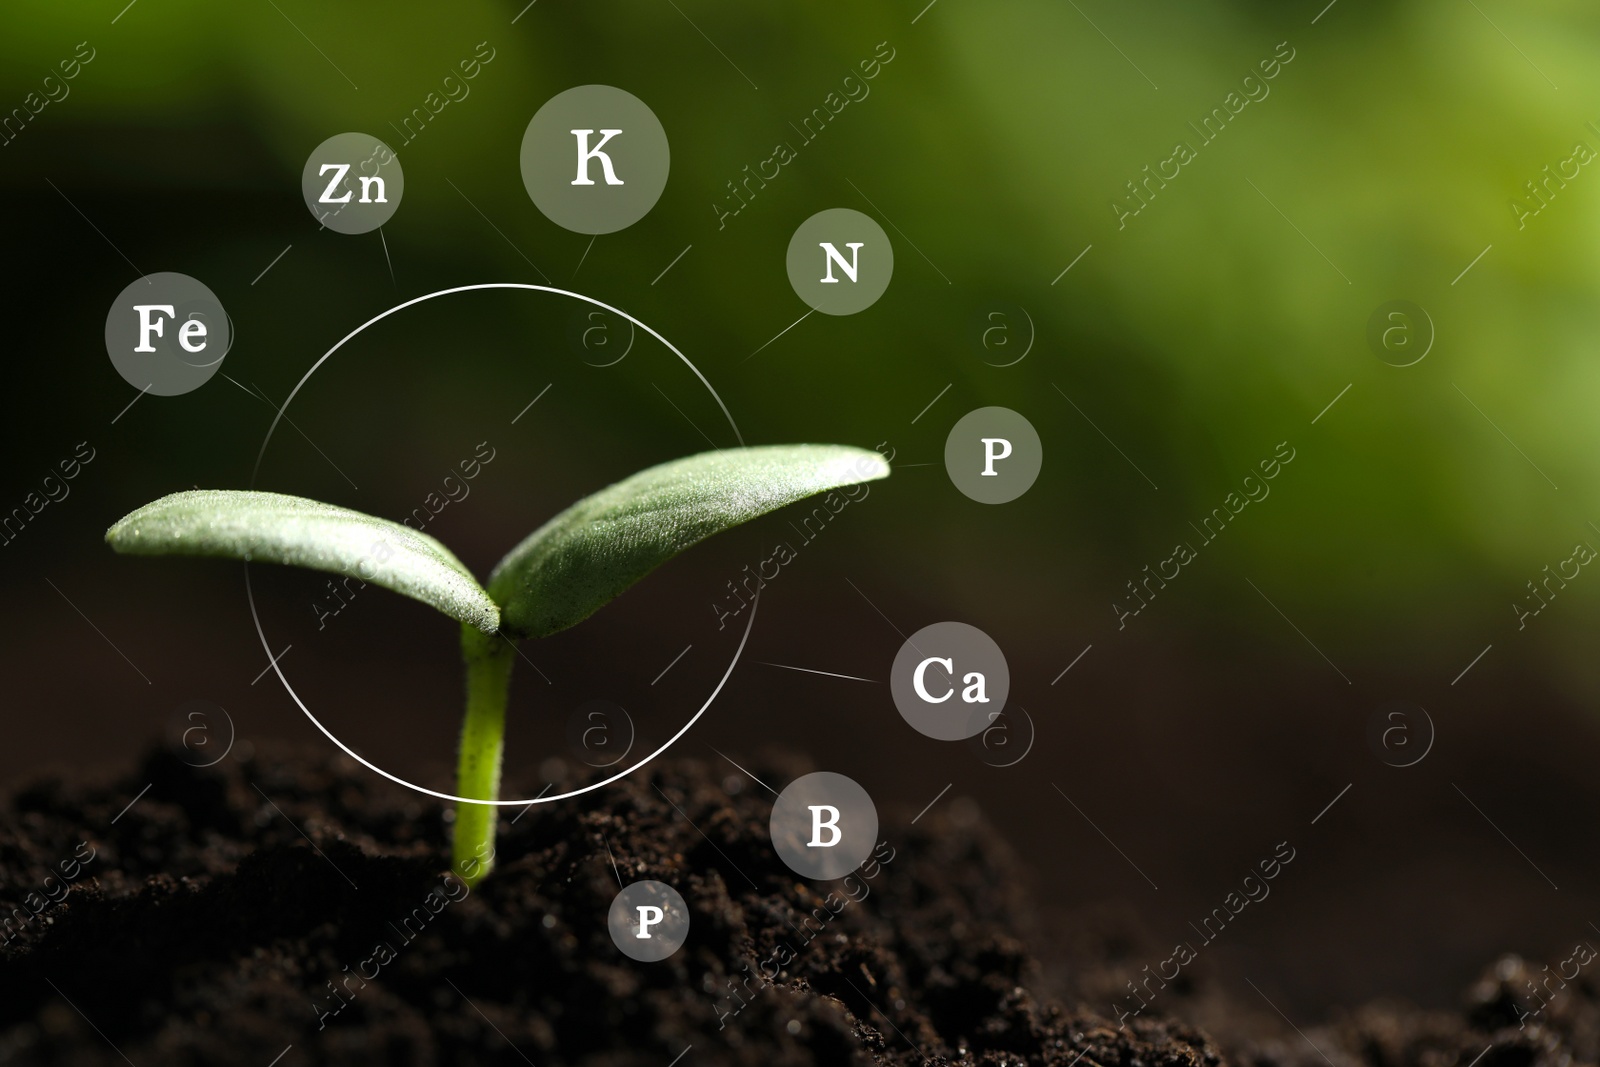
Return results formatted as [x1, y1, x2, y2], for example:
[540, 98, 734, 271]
[972, 704, 1035, 767]
[176, 702, 236, 769]
[981, 306, 1034, 368]
[244, 282, 754, 806]
[1405, 306, 1435, 366]
[1373, 302, 1434, 368]
[580, 312, 635, 368]
[571, 703, 637, 768]
[1377, 704, 1435, 768]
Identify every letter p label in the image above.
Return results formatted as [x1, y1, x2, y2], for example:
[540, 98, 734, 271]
[980, 438, 1013, 476]
[945, 408, 1042, 502]
[635, 904, 664, 938]
[609, 880, 690, 961]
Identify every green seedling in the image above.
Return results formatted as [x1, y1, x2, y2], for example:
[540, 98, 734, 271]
[107, 444, 889, 885]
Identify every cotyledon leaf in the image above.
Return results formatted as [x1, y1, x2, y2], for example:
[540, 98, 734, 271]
[106, 490, 500, 633]
[488, 444, 890, 639]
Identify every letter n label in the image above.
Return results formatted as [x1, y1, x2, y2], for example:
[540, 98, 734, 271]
[819, 242, 864, 283]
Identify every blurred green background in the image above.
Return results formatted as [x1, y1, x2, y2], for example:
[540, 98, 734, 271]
[5, 0, 1600, 1024]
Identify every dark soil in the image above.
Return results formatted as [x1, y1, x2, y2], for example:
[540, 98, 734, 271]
[0, 746, 1587, 1067]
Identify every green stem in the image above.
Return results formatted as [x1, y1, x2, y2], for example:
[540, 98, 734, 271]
[453, 623, 516, 886]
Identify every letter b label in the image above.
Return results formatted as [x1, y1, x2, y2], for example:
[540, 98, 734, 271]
[807, 805, 842, 847]
[770, 772, 879, 879]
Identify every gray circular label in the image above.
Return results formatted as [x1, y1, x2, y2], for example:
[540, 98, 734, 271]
[608, 880, 690, 961]
[769, 771, 878, 880]
[301, 133, 403, 234]
[964, 703, 1034, 767]
[104, 272, 231, 396]
[1366, 700, 1435, 768]
[565, 699, 635, 768]
[786, 208, 893, 316]
[1366, 300, 1433, 367]
[521, 85, 669, 235]
[891, 622, 1010, 741]
[944, 406, 1042, 504]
